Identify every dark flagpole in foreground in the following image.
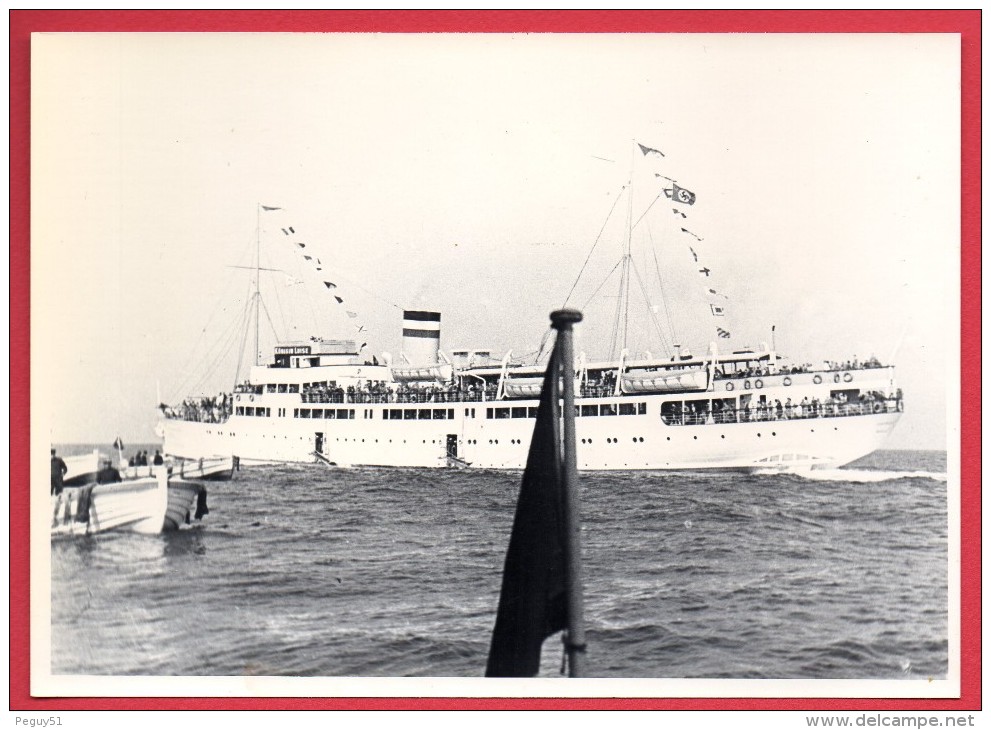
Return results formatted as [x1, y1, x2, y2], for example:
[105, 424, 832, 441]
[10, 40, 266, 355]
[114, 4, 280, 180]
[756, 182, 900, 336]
[486, 309, 586, 678]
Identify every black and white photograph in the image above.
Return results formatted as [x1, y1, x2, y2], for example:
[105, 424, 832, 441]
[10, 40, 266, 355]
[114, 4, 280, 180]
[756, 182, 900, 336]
[30, 30, 961, 698]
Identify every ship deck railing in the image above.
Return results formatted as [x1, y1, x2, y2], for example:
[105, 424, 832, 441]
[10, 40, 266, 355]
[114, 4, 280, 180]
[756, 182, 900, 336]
[661, 397, 902, 426]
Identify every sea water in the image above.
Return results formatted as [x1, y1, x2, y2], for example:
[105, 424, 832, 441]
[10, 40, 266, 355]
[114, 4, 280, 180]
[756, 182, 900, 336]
[49, 449, 948, 679]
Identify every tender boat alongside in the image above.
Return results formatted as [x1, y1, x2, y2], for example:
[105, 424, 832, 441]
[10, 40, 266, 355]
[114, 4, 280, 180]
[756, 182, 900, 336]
[51, 469, 209, 537]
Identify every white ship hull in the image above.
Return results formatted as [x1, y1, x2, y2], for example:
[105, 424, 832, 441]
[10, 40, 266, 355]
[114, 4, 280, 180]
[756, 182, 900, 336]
[163, 368, 902, 472]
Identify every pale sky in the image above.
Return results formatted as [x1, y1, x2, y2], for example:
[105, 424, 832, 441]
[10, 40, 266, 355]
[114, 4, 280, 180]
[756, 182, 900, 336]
[31, 33, 960, 450]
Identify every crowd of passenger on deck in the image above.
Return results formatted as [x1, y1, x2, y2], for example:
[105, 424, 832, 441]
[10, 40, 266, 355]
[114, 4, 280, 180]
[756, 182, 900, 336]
[662, 390, 899, 426]
[301, 380, 498, 404]
[163, 353, 894, 424]
[714, 355, 885, 381]
[161, 393, 232, 423]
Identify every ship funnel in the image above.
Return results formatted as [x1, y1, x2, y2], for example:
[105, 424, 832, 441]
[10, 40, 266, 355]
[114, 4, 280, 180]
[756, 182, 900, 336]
[401, 310, 441, 365]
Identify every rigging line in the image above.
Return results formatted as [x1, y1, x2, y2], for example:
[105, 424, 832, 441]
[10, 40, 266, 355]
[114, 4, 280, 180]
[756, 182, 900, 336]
[561, 185, 627, 308]
[258, 296, 282, 347]
[631, 192, 663, 233]
[168, 282, 252, 404]
[264, 256, 290, 342]
[648, 226, 678, 347]
[534, 328, 554, 364]
[579, 259, 623, 312]
[608, 260, 628, 362]
[232, 286, 256, 388]
[187, 297, 253, 397]
[167, 262, 253, 400]
[630, 256, 673, 356]
[328, 272, 403, 312]
[188, 317, 246, 398]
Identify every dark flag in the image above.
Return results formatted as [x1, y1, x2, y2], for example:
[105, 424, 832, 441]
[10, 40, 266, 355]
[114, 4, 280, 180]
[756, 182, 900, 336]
[112, 437, 124, 450]
[717, 327, 731, 339]
[665, 183, 697, 206]
[323, 281, 337, 289]
[334, 295, 344, 304]
[260, 205, 281, 211]
[486, 342, 567, 677]
[637, 142, 665, 158]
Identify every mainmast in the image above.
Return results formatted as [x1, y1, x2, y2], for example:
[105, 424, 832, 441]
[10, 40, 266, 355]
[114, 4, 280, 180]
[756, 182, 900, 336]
[254, 203, 261, 367]
[622, 139, 635, 354]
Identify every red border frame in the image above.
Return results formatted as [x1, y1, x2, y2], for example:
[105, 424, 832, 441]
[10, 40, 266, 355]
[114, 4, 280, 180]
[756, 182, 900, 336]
[10, 10, 981, 711]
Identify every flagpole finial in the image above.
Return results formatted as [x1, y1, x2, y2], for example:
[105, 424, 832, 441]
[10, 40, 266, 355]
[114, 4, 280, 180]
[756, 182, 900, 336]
[550, 309, 583, 330]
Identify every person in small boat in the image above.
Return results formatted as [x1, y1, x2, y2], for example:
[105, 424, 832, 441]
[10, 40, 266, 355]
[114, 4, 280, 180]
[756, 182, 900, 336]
[50, 448, 67, 495]
[96, 459, 122, 484]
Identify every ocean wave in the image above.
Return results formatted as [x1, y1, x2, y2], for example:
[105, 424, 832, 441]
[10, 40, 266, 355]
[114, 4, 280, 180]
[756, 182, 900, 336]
[797, 468, 947, 483]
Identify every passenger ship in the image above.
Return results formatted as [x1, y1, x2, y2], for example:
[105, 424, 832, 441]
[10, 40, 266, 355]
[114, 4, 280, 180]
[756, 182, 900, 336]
[160, 144, 903, 471]
[161, 312, 902, 471]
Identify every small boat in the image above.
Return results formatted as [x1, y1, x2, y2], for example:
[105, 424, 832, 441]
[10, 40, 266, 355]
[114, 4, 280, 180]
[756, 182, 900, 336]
[62, 449, 103, 487]
[168, 455, 237, 481]
[51, 469, 209, 537]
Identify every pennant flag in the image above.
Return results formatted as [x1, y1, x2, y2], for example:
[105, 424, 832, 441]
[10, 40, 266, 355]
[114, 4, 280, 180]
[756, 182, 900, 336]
[689, 246, 698, 263]
[334, 296, 344, 304]
[296, 242, 306, 249]
[356, 325, 367, 332]
[716, 327, 731, 339]
[637, 142, 665, 158]
[681, 227, 702, 241]
[285, 275, 304, 286]
[486, 340, 566, 677]
[710, 304, 726, 316]
[289, 226, 295, 234]
[665, 184, 697, 206]
[112, 437, 124, 450]
[323, 282, 337, 289]
[698, 267, 711, 277]
[346, 311, 358, 319]
[261, 205, 281, 211]
[707, 288, 727, 299]
[672, 208, 686, 219]
[281, 228, 290, 236]
[304, 255, 313, 261]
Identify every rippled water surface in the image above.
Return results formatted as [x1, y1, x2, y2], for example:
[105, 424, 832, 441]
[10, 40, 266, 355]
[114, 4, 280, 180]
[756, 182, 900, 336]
[50, 449, 948, 678]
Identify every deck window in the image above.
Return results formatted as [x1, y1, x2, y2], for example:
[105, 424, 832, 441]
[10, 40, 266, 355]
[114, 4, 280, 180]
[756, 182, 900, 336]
[581, 404, 598, 417]
[601, 404, 617, 416]
[494, 408, 510, 419]
[619, 403, 637, 416]
[511, 407, 527, 418]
